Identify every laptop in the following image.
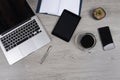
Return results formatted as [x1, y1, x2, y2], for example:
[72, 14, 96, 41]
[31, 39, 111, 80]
[0, 0, 50, 65]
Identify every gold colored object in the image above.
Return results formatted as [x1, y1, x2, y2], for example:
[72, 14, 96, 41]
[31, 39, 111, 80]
[93, 7, 106, 20]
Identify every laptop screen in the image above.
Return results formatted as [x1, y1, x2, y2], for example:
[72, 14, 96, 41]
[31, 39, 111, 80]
[0, 0, 34, 34]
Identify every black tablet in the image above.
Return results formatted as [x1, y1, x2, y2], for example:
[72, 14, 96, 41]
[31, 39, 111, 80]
[52, 9, 81, 42]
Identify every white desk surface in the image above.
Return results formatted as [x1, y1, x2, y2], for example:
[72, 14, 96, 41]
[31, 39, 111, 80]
[1, 0, 120, 80]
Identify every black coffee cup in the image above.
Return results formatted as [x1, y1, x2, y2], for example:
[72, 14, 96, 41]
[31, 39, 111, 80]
[75, 33, 96, 50]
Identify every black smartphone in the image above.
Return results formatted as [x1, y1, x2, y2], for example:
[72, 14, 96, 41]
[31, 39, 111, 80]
[98, 26, 115, 51]
[52, 9, 81, 42]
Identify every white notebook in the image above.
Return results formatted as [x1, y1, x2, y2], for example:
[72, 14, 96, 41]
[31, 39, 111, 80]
[36, 0, 82, 16]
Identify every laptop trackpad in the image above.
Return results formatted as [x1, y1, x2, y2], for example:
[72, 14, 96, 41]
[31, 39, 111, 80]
[19, 39, 36, 57]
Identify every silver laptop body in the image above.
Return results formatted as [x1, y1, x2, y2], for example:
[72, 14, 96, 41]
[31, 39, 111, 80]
[0, 0, 50, 65]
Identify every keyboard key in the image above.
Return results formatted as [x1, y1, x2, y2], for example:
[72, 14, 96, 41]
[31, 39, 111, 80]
[0, 19, 42, 51]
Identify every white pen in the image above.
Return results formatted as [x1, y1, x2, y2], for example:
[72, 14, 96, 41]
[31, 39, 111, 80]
[40, 45, 52, 64]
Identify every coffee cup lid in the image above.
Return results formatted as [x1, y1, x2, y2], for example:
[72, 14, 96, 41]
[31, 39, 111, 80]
[75, 33, 96, 51]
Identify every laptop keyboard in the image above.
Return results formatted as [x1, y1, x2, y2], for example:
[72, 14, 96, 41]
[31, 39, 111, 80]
[0, 19, 42, 51]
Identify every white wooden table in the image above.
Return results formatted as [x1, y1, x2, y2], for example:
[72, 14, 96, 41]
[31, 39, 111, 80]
[1, 0, 120, 80]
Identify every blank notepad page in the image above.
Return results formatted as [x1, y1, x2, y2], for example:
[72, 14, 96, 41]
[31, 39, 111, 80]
[38, 0, 82, 16]
[58, 0, 80, 15]
[40, 0, 60, 14]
